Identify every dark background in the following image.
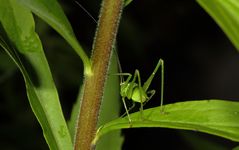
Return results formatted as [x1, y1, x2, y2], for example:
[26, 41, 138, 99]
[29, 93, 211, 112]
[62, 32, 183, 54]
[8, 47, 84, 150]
[1, 0, 239, 149]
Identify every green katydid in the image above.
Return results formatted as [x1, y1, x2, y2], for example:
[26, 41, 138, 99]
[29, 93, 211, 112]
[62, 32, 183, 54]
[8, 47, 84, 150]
[115, 56, 164, 124]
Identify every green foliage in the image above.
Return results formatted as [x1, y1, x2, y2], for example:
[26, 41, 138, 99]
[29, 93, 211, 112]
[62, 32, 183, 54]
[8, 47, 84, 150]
[233, 146, 239, 150]
[93, 100, 239, 144]
[124, 0, 133, 7]
[18, 0, 91, 75]
[0, 0, 72, 149]
[197, 0, 239, 50]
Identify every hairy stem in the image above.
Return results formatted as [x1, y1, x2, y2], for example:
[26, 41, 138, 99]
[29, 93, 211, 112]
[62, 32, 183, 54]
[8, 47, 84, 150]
[74, 0, 124, 149]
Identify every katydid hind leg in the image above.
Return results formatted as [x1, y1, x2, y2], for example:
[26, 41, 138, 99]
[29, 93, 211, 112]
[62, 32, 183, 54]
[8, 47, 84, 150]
[160, 59, 164, 113]
[143, 59, 163, 91]
[142, 59, 165, 113]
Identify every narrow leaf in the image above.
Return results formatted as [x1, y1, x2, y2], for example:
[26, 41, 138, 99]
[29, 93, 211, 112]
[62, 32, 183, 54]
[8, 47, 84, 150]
[0, 0, 73, 149]
[93, 100, 239, 144]
[124, 0, 133, 7]
[233, 146, 239, 150]
[18, 0, 91, 75]
[196, 0, 239, 50]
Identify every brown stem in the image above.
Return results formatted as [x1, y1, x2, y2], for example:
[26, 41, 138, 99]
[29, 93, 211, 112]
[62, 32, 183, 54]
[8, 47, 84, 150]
[74, 0, 124, 149]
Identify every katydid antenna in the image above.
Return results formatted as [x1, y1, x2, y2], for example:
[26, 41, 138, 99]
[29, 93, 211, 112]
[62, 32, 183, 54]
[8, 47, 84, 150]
[75, 1, 97, 24]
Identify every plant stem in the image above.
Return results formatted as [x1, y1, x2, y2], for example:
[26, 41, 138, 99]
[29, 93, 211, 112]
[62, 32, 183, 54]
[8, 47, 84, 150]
[74, 0, 124, 149]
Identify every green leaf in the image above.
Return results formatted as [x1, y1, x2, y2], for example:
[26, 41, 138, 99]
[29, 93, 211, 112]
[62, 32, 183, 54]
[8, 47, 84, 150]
[18, 0, 91, 75]
[93, 100, 239, 144]
[124, 0, 133, 7]
[196, 0, 239, 50]
[96, 50, 123, 150]
[67, 87, 83, 141]
[0, 0, 73, 149]
[233, 146, 239, 150]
